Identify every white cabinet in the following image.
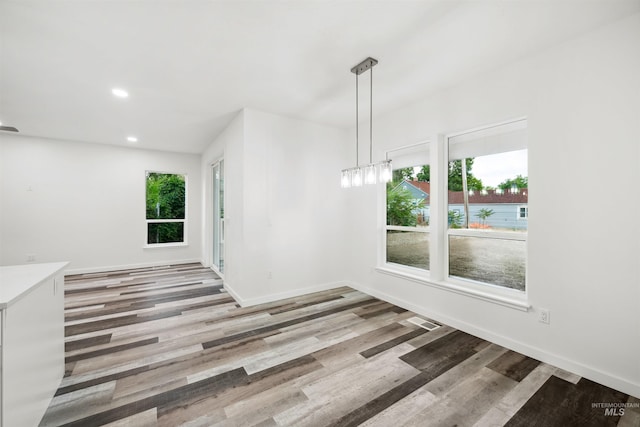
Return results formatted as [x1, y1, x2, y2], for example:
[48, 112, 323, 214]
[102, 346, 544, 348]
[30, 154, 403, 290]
[0, 262, 67, 427]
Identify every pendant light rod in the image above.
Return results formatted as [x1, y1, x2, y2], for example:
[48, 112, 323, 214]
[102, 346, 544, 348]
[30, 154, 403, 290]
[355, 73, 359, 167]
[351, 57, 378, 165]
[370, 63, 373, 164]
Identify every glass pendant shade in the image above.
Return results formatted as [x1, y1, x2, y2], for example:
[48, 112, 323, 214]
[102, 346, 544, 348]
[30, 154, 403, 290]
[379, 160, 392, 183]
[364, 164, 377, 185]
[341, 169, 352, 188]
[351, 168, 363, 187]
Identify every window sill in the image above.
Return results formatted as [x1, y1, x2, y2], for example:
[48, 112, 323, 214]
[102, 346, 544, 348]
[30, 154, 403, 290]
[375, 266, 530, 312]
[143, 242, 189, 249]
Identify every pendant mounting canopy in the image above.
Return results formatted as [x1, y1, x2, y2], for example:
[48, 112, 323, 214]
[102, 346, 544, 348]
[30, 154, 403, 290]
[351, 57, 378, 75]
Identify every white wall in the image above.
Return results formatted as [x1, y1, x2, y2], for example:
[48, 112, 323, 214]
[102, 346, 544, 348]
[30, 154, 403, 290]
[0, 135, 202, 272]
[347, 13, 640, 397]
[201, 108, 350, 305]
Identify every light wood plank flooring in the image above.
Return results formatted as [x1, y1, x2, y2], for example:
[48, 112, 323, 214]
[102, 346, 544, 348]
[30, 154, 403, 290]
[40, 263, 639, 426]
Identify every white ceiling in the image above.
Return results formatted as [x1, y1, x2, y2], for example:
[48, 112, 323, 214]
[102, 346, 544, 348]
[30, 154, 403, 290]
[1, 0, 638, 154]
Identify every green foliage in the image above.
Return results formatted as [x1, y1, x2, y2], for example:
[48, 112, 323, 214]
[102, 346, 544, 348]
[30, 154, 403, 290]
[426, 160, 526, 193]
[498, 175, 528, 190]
[146, 173, 186, 244]
[448, 159, 483, 191]
[392, 167, 414, 183]
[475, 208, 495, 226]
[448, 210, 462, 228]
[387, 186, 422, 226]
[416, 165, 430, 182]
[146, 173, 185, 219]
[147, 223, 184, 244]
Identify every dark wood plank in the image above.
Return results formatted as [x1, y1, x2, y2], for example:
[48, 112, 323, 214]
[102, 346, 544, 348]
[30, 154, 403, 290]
[64, 334, 112, 352]
[65, 286, 109, 294]
[65, 337, 159, 363]
[400, 329, 486, 371]
[487, 349, 541, 382]
[55, 365, 151, 396]
[505, 376, 628, 427]
[359, 327, 428, 358]
[267, 294, 345, 315]
[357, 305, 403, 319]
[179, 296, 235, 312]
[65, 302, 156, 322]
[65, 308, 184, 336]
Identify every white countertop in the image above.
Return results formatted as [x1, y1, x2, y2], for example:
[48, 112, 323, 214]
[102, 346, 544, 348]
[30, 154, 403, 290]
[0, 262, 68, 309]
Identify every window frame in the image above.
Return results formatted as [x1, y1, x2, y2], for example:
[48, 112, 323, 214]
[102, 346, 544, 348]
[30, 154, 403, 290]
[144, 171, 188, 248]
[377, 119, 530, 312]
[518, 205, 529, 220]
[445, 119, 528, 295]
[380, 141, 432, 279]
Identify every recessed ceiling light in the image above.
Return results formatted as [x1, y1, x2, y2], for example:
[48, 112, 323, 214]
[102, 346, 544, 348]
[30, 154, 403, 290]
[112, 88, 129, 98]
[127, 136, 138, 143]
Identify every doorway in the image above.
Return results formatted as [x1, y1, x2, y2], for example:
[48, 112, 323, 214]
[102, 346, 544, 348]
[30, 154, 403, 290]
[211, 160, 224, 275]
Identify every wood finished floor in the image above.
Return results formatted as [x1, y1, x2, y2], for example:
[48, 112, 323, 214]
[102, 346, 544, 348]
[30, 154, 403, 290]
[40, 263, 639, 427]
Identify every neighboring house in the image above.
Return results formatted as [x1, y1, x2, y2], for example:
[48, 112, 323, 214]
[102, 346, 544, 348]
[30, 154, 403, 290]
[395, 180, 528, 230]
[392, 180, 431, 224]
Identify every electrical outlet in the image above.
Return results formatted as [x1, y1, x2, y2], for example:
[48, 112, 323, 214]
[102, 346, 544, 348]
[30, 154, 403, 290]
[26, 254, 36, 262]
[539, 309, 550, 324]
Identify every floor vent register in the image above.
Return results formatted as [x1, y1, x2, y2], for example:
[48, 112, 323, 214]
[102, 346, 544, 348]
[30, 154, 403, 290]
[407, 316, 441, 331]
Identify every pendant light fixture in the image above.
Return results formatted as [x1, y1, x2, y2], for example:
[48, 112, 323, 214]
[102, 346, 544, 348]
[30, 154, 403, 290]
[341, 57, 392, 188]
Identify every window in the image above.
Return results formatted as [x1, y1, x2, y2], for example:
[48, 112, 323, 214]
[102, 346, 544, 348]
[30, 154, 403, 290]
[378, 120, 529, 310]
[518, 206, 528, 219]
[385, 143, 430, 271]
[145, 172, 186, 245]
[447, 119, 528, 291]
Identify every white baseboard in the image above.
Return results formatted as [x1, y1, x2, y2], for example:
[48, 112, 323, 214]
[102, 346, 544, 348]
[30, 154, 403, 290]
[346, 280, 640, 399]
[64, 259, 203, 275]
[224, 281, 348, 308]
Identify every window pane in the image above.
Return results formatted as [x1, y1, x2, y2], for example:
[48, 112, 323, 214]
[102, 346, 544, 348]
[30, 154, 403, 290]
[147, 222, 184, 244]
[387, 170, 430, 226]
[447, 151, 527, 231]
[387, 231, 429, 269]
[385, 144, 430, 271]
[146, 173, 186, 220]
[449, 235, 525, 290]
[447, 120, 527, 291]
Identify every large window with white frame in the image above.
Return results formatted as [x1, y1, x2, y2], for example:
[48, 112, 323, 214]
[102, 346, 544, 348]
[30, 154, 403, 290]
[447, 119, 528, 291]
[145, 172, 186, 245]
[385, 142, 430, 271]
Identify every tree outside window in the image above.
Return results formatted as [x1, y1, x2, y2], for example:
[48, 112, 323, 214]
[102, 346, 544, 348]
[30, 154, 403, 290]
[146, 172, 186, 244]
